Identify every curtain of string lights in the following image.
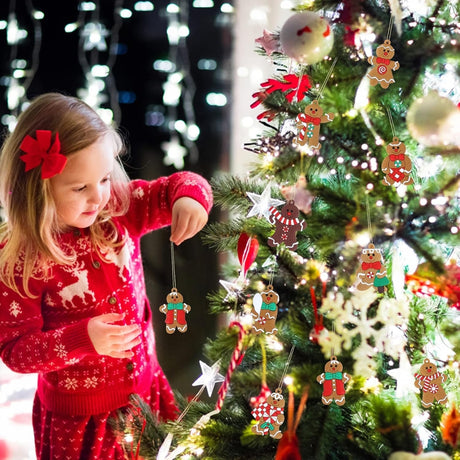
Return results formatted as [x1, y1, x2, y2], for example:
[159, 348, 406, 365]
[0, 0, 234, 171]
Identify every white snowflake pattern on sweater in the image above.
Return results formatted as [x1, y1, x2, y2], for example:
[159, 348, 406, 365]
[9, 301, 21, 317]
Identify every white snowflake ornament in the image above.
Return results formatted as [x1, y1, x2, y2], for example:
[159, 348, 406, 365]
[318, 290, 410, 377]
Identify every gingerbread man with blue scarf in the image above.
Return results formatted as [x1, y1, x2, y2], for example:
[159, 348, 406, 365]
[159, 288, 191, 334]
[317, 356, 351, 406]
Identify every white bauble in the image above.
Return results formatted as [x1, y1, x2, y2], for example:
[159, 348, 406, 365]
[279, 12, 334, 64]
[388, 452, 451, 460]
[406, 91, 459, 147]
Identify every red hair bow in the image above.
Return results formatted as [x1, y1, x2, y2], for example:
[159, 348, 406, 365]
[20, 130, 67, 179]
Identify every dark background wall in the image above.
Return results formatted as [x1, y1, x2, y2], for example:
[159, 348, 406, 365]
[0, 0, 232, 394]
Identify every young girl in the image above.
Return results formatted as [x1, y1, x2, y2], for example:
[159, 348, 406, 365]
[0, 93, 213, 459]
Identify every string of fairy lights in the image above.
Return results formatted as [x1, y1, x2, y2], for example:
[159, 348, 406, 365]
[1, 0, 234, 169]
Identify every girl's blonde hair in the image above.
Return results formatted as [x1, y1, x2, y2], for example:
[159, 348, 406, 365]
[0, 92, 131, 297]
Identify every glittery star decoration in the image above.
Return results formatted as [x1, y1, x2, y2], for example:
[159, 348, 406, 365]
[162, 137, 187, 169]
[219, 279, 243, 301]
[247, 184, 285, 220]
[192, 360, 225, 397]
[387, 351, 417, 398]
[255, 29, 281, 56]
[81, 22, 109, 51]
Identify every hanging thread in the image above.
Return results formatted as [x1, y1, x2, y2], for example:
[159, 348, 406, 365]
[318, 57, 338, 99]
[385, 105, 396, 137]
[365, 195, 373, 243]
[386, 14, 394, 41]
[278, 345, 296, 389]
[170, 241, 177, 289]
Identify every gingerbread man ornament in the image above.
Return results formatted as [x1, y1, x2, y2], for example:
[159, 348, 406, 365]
[251, 388, 285, 439]
[355, 243, 390, 293]
[251, 285, 280, 335]
[294, 99, 334, 150]
[381, 137, 414, 187]
[316, 356, 351, 406]
[159, 288, 191, 334]
[367, 40, 399, 89]
[268, 200, 305, 251]
[414, 358, 448, 408]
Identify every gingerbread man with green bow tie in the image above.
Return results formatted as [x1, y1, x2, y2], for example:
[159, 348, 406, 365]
[317, 356, 351, 406]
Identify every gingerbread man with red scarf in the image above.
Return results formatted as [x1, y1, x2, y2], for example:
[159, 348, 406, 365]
[381, 137, 414, 187]
[367, 39, 399, 89]
[355, 243, 390, 293]
[294, 99, 334, 150]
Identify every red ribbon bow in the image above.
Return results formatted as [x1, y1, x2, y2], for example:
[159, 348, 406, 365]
[20, 130, 67, 179]
[297, 113, 321, 125]
[390, 154, 405, 161]
[362, 261, 381, 271]
[376, 57, 390, 65]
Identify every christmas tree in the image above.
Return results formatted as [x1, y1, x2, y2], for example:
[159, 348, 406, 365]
[113, 1, 460, 459]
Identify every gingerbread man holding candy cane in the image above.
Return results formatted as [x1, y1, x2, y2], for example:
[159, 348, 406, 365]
[294, 99, 334, 150]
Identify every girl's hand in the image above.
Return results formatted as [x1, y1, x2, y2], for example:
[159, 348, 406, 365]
[87, 313, 142, 359]
[170, 196, 208, 245]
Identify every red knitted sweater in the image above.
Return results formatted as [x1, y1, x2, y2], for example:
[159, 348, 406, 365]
[0, 171, 212, 417]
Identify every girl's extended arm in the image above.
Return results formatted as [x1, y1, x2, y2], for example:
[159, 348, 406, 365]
[120, 171, 213, 238]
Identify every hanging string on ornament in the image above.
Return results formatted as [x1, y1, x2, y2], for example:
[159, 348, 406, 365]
[251, 345, 295, 439]
[293, 57, 337, 152]
[250, 340, 272, 408]
[381, 106, 415, 187]
[159, 242, 191, 334]
[354, 197, 390, 293]
[367, 16, 399, 89]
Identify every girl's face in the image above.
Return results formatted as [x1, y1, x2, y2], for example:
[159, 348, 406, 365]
[50, 135, 115, 230]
